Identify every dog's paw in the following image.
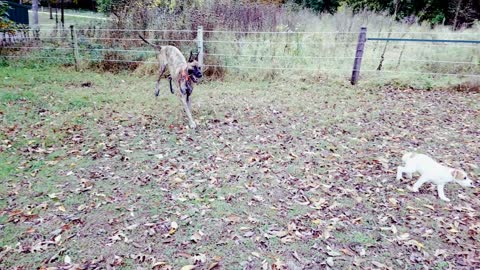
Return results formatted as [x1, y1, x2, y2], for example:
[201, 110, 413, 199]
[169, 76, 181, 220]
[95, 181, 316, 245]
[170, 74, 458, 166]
[408, 186, 418, 192]
[440, 197, 451, 202]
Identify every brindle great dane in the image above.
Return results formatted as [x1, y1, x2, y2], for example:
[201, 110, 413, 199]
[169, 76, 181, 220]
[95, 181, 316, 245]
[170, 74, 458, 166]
[139, 35, 202, 129]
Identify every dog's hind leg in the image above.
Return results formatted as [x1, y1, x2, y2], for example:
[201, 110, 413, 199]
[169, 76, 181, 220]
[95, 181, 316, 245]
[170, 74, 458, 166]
[154, 64, 167, 97]
[180, 95, 196, 129]
[412, 175, 429, 192]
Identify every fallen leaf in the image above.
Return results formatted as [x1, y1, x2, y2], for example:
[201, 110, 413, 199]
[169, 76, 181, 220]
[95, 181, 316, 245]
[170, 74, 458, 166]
[388, 197, 398, 206]
[326, 257, 334, 267]
[251, 252, 261, 258]
[327, 251, 341, 257]
[64, 255, 72, 264]
[169, 221, 178, 235]
[423, 204, 435, 210]
[190, 231, 203, 243]
[208, 262, 220, 270]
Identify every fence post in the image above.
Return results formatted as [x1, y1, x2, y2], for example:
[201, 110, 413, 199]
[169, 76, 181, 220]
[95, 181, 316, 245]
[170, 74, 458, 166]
[351, 27, 367, 85]
[197, 26, 204, 67]
[70, 25, 80, 71]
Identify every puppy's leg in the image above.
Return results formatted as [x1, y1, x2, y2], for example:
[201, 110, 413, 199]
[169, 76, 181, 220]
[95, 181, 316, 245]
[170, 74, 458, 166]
[396, 166, 406, 181]
[180, 95, 196, 129]
[154, 64, 166, 97]
[437, 184, 450, 202]
[412, 175, 429, 192]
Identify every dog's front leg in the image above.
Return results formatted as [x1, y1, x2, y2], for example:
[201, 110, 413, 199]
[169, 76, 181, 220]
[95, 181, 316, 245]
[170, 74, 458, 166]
[154, 64, 167, 97]
[180, 95, 196, 129]
[437, 184, 450, 202]
[168, 76, 174, 94]
[186, 95, 192, 112]
[412, 175, 428, 192]
[396, 166, 405, 181]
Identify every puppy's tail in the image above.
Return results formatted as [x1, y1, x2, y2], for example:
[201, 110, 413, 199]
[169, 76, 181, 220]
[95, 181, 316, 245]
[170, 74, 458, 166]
[401, 152, 415, 163]
[138, 34, 161, 50]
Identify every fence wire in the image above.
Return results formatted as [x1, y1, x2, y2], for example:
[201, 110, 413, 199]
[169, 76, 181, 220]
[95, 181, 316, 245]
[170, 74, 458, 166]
[3, 55, 479, 78]
[1, 27, 479, 79]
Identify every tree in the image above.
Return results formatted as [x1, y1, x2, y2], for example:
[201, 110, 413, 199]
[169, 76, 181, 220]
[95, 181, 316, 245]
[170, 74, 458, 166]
[61, 0, 64, 27]
[292, 0, 340, 13]
[49, 0, 53, 20]
[450, 0, 478, 29]
[32, 0, 39, 26]
[341, 0, 479, 27]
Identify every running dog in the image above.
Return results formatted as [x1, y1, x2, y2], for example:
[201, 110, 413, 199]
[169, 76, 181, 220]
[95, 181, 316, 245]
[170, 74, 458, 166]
[139, 35, 202, 129]
[396, 152, 474, 202]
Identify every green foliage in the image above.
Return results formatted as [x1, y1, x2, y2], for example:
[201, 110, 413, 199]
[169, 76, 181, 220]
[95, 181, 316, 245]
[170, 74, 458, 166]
[291, 0, 340, 13]
[0, 0, 11, 25]
[96, 0, 115, 14]
[340, 0, 478, 26]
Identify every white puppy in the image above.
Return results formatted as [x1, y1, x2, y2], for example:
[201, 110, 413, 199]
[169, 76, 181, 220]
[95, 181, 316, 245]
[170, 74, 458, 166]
[396, 152, 474, 202]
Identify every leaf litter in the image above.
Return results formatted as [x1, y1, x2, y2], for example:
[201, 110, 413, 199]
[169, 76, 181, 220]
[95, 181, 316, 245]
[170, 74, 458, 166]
[1, 69, 479, 269]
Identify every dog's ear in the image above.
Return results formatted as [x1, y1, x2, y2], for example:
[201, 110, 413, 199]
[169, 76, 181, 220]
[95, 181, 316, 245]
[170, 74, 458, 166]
[195, 52, 200, 61]
[451, 170, 463, 180]
[188, 51, 194, 62]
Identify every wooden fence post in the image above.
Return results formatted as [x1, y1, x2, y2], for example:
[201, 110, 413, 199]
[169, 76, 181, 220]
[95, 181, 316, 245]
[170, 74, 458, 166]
[70, 25, 80, 71]
[197, 26, 204, 67]
[351, 27, 367, 85]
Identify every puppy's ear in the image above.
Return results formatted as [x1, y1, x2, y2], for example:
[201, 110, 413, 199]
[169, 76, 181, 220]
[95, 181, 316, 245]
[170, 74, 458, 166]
[188, 51, 194, 62]
[451, 170, 463, 180]
[195, 52, 200, 61]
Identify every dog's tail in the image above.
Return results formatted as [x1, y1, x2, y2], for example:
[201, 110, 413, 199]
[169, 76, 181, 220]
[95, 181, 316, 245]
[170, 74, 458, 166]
[138, 34, 161, 50]
[401, 152, 415, 163]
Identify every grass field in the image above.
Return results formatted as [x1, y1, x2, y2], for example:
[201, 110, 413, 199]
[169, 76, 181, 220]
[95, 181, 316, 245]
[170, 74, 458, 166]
[0, 65, 479, 269]
[29, 8, 110, 26]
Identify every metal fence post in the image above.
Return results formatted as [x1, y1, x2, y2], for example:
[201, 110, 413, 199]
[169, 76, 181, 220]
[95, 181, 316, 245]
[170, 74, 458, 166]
[351, 27, 367, 85]
[197, 26, 204, 67]
[70, 25, 80, 71]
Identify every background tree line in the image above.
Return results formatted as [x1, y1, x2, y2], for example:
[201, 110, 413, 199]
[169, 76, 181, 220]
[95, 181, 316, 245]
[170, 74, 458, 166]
[96, 0, 479, 29]
[10, 0, 480, 29]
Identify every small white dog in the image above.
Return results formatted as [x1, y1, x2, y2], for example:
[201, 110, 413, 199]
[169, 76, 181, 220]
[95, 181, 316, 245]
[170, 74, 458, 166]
[396, 152, 474, 202]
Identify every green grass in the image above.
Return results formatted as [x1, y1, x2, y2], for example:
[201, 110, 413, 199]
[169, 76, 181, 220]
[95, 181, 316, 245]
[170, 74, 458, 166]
[0, 65, 479, 269]
[29, 8, 110, 26]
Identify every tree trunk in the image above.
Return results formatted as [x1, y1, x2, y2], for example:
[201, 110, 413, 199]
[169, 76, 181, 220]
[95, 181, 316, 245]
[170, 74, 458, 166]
[49, 1, 53, 20]
[32, 0, 39, 38]
[376, 0, 400, 71]
[32, 0, 39, 24]
[61, 0, 65, 27]
[452, 0, 462, 30]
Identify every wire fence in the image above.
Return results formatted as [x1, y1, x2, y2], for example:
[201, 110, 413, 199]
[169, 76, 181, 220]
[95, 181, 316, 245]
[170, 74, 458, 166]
[1, 26, 480, 80]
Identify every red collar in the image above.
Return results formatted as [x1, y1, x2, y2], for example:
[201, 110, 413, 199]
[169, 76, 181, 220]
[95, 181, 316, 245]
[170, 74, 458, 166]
[180, 70, 190, 81]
